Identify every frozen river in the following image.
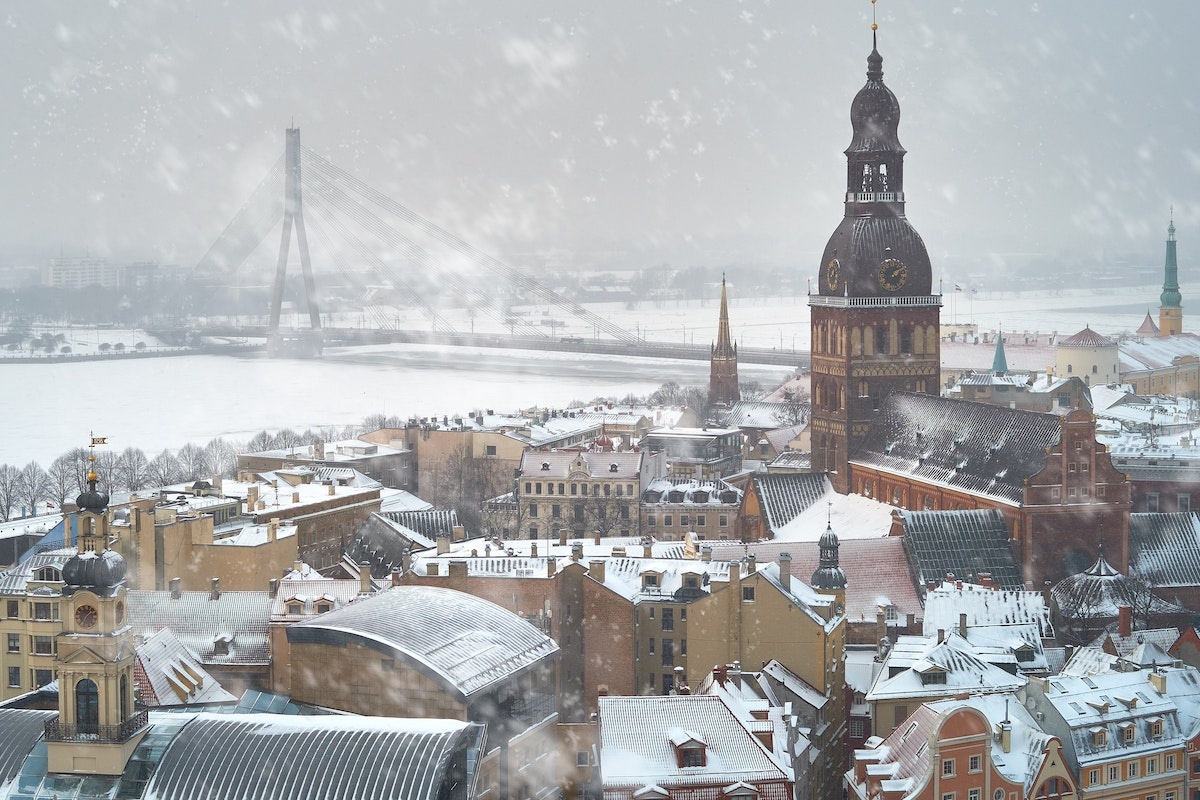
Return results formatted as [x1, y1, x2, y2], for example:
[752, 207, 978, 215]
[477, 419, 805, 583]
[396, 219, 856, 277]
[0, 344, 794, 466]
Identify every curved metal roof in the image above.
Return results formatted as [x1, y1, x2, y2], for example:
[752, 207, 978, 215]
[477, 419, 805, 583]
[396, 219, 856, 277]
[145, 714, 482, 800]
[288, 585, 559, 701]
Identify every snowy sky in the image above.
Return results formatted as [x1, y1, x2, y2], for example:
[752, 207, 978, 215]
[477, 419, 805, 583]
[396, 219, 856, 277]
[2, 1, 1197, 271]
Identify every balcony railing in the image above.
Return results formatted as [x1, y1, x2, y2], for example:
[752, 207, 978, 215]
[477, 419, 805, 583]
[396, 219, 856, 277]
[44, 709, 149, 742]
[808, 294, 942, 308]
[845, 191, 904, 203]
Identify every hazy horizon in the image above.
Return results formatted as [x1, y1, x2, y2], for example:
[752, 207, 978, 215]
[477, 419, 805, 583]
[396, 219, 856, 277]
[2, 2, 1197, 277]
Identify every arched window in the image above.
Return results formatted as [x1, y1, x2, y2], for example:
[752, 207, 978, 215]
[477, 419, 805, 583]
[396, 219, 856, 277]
[899, 327, 913, 355]
[1067, 364, 1073, 374]
[913, 326, 925, 355]
[76, 678, 99, 734]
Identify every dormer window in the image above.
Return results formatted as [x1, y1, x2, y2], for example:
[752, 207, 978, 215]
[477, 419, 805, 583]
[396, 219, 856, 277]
[541, 462, 551, 471]
[670, 728, 707, 768]
[643, 573, 660, 589]
[1092, 727, 1106, 747]
[212, 636, 231, 656]
[287, 602, 303, 615]
[1121, 723, 1135, 743]
[610, 463, 619, 472]
[315, 602, 332, 614]
[35, 567, 60, 582]
[1150, 718, 1163, 738]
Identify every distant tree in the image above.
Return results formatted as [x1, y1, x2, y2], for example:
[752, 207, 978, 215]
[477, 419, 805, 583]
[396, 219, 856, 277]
[47, 454, 79, 508]
[16, 462, 49, 515]
[203, 437, 239, 478]
[274, 428, 304, 451]
[360, 413, 389, 433]
[146, 449, 183, 487]
[62, 447, 91, 491]
[648, 381, 686, 406]
[134, 341, 146, 351]
[773, 387, 810, 428]
[115, 447, 150, 491]
[245, 430, 276, 453]
[176, 443, 207, 481]
[430, 445, 510, 535]
[113, 342, 125, 352]
[0, 465, 20, 520]
[93, 451, 119, 493]
[98, 342, 111, 352]
[738, 380, 766, 402]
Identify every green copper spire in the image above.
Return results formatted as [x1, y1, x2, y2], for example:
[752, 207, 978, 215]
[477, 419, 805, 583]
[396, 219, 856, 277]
[992, 331, 1008, 376]
[1161, 209, 1182, 309]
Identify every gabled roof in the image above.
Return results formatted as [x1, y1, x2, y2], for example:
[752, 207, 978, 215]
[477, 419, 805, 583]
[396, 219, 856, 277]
[1120, 333, 1200, 371]
[598, 695, 789, 790]
[900, 509, 1023, 591]
[867, 634, 1027, 701]
[1091, 627, 1182, 658]
[519, 449, 642, 479]
[382, 509, 459, 542]
[853, 393, 1060, 505]
[923, 580, 1052, 638]
[126, 590, 272, 666]
[134, 629, 237, 707]
[1130, 512, 1200, 588]
[287, 585, 559, 701]
[0, 547, 74, 594]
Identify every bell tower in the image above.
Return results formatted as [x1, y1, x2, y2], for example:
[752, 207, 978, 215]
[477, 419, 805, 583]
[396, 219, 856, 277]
[1159, 209, 1183, 336]
[46, 438, 146, 775]
[808, 22, 941, 493]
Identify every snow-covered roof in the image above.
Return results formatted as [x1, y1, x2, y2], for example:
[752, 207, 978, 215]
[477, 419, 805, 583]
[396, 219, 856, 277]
[867, 634, 1027, 702]
[901, 509, 1024, 591]
[210, 521, 297, 547]
[378, 488, 433, 513]
[1052, 553, 1189, 619]
[287, 585, 559, 701]
[749, 473, 895, 541]
[727, 400, 807, 430]
[598, 694, 790, 790]
[519, 448, 642, 479]
[1120, 333, 1200, 371]
[134, 628, 237, 707]
[642, 478, 740, 506]
[126, 589, 272, 666]
[1130, 512, 1200, 588]
[924, 581, 1052, 637]
[1060, 326, 1116, 348]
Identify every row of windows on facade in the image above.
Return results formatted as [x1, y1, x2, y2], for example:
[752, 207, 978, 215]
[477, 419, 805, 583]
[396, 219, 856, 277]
[812, 322, 939, 358]
[8, 666, 53, 690]
[6, 599, 59, 621]
[527, 503, 631, 520]
[646, 514, 728, 528]
[525, 481, 636, 497]
[813, 379, 930, 412]
[1145, 493, 1192, 512]
[860, 479, 1110, 507]
[635, 637, 685, 668]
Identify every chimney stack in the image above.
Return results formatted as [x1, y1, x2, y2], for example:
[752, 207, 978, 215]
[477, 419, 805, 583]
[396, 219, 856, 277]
[959, 612, 968, 638]
[451, 525, 465, 541]
[701, 545, 712, 563]
[747, 553, 757, 573]
[558, 528, 567, 547]
[437, 534, 450, 555]
[571, 542, 583, 562]
[593, 531, 601, 545]
[268, 577, 278, 598]
[589, 559, 606, 584]
[530, 541, 538, 557]
[210, 577, 221, 600]
[359, 561, 372, 594]
[292, 491, 300, 504]
[391, 568, 401, 586]
[267, 518, 279, 542]
[169, 577, 182, 599]
[327, 483, 336, 496]
[778, 552, 791, 592]
[1119, 605, 1133, 638]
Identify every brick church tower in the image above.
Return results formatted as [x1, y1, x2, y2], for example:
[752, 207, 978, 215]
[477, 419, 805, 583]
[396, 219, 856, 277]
[809, 30, 941, 493]
[709, 276, 740, 408]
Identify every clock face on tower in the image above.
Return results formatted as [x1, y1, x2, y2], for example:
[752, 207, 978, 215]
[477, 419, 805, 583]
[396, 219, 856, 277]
[878, 257, 908, 291]
[826, 259, 841, 291]
[75, 604, 98, 629]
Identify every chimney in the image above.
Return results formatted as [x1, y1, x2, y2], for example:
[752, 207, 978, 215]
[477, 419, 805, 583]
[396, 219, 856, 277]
[327, 484, 336, 496]
[391, 568, 401, 586]
[876, 610, 887, 642]
[427, 562, 439, 577]
[451, 525, 466, 541]
[937, 628, 945, 644]
[268, 577, 278, 598]
[211, 474, 223, 492]
[530, 541, 538, 557]
[359, 561, 371, 594]
[1119, 605, 1133, 638]
[169, 577, 182, 599]
[571, 542, 584, 562]
[713, 664, 727, 687]
[778, 552, 791, 592]
[558, 529, 567, 546]
[547, 558, 557, 578]
[1149, 670, 1168, 694]
[292, 491, 300, 504]
[247, 485, 259, 508]
[449, 560, 468, 579]
[210, 577, 221, 600]
[747, 553, 757, 573]
[959, 612, 968, 638]
[294, 559, 304, 575]
[998, 720, 1012, 753]
[593, 531, 601, 545]
[267, 518, 278, 542]
[701, 545, 712, 563]
[437, 534, 450, 555]
[589, 559, 606, 583]
[256, 500, 266, 511]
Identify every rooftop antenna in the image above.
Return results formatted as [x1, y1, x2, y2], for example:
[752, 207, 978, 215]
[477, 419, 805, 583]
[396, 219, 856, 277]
[1004, 697, 1010, 724]
[827, 499, 833, 528]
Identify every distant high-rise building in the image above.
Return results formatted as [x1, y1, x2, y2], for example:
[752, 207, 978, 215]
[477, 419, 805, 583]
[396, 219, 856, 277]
[42, 256, 121, 289]
[708, 276, 740, 408]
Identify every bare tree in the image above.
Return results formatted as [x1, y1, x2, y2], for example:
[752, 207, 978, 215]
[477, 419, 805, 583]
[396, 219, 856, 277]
[63, 447, 91, 492]
[47, 454, 79, 509]
[0, 465, 20, 521]
[16, 462, 50, 516]
[176, 443, 207, 481]
[203, 437, 239, 478]
[773, 387, 811, 427]
[93, 451, 119, 493]
[116, 447, 150, 491]
[432, 445, 510, 534]
[245, 430, 276, 453]
[146, 449, 183, 487]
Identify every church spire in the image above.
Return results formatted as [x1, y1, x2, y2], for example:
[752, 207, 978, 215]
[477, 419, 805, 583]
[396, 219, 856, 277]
[709, 275, 740, 408]
[1159, 208, 1183, 336]
[992, 330, 1008, 376]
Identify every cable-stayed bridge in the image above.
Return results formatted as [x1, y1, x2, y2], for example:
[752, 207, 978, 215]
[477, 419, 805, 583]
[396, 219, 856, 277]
[185, 128, 807, 368]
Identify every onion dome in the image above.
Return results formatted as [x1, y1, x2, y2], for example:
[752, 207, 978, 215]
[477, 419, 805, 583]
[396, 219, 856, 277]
[848, 34, 904, 156]
[811, 523, 848, 591]
[74, 469, 109, 513]
[63, 548, 127, 590]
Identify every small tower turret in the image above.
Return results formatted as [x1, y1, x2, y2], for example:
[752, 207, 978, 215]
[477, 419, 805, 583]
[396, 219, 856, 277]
[1159, 209, 1183, 336]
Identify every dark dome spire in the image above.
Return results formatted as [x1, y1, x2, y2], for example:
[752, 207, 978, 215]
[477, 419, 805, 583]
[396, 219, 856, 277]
[63, 549, 127, 592]
[811, 520, 847, 591]
[847, 32, 904, 156]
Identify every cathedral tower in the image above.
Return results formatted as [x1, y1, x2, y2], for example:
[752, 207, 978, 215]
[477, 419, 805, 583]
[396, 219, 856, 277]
[808, 30, 941, 492]
[709, 276, 740, 408]
[1159, 210, 1182, 336]
[46, 443, 146, 775]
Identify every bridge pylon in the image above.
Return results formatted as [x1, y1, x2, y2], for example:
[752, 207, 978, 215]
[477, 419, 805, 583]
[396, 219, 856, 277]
[268, 127, 323, 357]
